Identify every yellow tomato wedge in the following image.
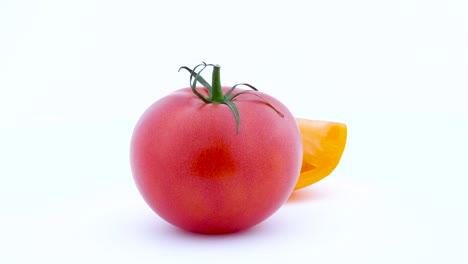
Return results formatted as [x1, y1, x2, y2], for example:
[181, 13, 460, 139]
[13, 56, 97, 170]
[294, 118, 347, 190]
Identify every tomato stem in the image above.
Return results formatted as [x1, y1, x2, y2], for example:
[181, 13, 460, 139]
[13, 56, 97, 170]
[211, 65, 224, 103]
[178, 62, 284, 134]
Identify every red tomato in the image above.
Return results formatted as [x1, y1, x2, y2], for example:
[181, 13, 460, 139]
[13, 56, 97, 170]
[130, 63, 302, 234]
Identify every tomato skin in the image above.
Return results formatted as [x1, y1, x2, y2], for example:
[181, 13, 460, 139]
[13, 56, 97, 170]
[130, 87, 302, 234]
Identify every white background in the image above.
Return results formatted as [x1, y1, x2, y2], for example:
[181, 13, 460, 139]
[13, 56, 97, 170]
[1, 0, 467, 263]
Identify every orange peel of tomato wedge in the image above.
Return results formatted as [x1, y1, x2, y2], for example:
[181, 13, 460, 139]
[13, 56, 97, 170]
[294, 118, 347, 190]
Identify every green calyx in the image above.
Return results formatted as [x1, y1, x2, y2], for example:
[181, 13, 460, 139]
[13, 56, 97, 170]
[178, 62, 284, 133]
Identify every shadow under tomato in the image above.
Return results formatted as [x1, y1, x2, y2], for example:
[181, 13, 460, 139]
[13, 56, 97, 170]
[162, 219, 277, 240]
[135, 213, 283, 244]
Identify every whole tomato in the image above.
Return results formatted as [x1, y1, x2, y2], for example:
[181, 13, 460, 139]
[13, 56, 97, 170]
[130, 63, 302, 234]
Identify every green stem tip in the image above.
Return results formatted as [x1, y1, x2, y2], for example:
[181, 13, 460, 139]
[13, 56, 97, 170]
[178, 62, 284, 133]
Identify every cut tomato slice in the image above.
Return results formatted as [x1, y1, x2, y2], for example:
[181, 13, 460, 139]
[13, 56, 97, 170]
[294, 118, 347, 190]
